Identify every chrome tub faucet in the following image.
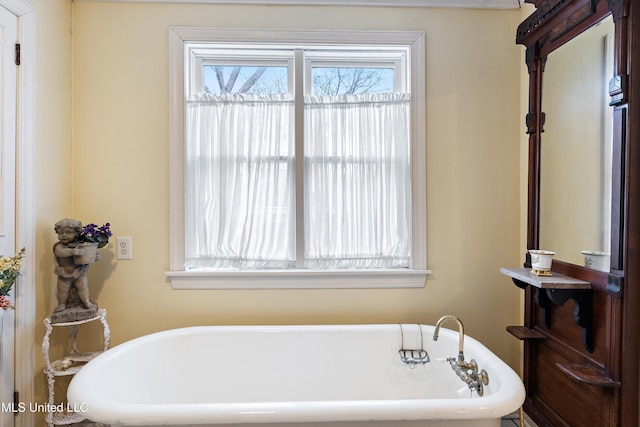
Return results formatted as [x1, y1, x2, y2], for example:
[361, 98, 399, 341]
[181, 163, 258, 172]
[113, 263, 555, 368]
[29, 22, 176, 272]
[433, 315, 490, 396]
[433, 315, 465, 362]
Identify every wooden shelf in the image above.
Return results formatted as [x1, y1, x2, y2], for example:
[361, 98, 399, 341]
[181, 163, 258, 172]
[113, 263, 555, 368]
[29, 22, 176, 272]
[507, 325, 545, 340]
[500, 267, 591, 289]
[556, 362, 621, 388]
[501, 267, 594, 352]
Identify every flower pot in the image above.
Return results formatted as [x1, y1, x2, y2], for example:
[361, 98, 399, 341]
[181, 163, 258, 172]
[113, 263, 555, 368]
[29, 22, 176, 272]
[529, 249, 555, 274]
[581, 251, 609, 272]
[73, 242, 99, 265]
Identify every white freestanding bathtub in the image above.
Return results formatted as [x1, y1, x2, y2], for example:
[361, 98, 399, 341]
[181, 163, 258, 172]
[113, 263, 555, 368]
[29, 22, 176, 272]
[67, 323, 525, 427]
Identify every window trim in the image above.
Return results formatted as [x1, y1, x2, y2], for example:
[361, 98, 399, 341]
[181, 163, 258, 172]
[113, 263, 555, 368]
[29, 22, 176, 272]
[167, 27, 429, 289]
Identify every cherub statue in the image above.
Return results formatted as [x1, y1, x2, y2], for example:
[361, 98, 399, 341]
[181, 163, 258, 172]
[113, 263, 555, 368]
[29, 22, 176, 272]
[52, 218, 97, 314]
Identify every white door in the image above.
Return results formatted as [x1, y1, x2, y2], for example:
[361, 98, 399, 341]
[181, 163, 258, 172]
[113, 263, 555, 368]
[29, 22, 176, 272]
[0, 4, 18, 426]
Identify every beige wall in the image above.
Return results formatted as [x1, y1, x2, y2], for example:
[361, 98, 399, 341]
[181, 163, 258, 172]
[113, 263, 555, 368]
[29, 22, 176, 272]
[31, 0, 526, 415]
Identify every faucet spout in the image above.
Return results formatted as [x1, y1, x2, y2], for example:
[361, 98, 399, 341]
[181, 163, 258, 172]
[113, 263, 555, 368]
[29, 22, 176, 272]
[433, 315, 465, 362]
[432, 315, 489, 396]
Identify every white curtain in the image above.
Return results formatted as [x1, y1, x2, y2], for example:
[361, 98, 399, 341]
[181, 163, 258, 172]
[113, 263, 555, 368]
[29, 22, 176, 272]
[184, 93, 295, 269]
[184, 92, 411, 270]
[304, 93, 412, 269]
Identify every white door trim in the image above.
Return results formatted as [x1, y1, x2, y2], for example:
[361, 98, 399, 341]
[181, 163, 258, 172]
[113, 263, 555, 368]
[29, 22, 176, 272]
[2, 0, 35, 426]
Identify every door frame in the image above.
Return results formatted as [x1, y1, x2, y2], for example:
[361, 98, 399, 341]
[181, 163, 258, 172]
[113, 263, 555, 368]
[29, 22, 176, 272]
[0, 1, 35, 426]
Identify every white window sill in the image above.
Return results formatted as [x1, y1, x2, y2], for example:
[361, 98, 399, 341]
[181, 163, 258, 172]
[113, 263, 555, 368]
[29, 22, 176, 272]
[165, 269, 431, 289]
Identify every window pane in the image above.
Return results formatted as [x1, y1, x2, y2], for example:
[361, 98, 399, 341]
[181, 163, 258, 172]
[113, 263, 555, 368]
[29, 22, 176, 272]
[311, 67, 394, 96]
[203, 65, 288, 95]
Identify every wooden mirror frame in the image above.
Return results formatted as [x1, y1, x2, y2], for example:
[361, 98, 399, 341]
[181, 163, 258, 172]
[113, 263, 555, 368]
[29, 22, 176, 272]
[516, 0, 639, 425]
[518, 0, 623, 291]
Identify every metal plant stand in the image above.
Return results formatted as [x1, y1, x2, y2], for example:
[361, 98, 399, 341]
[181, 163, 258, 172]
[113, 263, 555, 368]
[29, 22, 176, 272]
[42, 309, 110, 426]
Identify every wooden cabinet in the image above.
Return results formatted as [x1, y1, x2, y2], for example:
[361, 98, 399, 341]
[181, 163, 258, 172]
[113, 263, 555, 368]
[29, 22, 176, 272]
[515, 0, 640, 425]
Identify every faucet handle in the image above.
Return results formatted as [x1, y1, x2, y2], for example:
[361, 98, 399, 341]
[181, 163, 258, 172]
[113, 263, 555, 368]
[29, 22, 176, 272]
[477, 368, 489, 385]
[465, 359, 478, 371]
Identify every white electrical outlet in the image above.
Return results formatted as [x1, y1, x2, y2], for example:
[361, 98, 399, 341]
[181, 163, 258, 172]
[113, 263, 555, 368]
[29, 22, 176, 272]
[116, 236, 133, 260]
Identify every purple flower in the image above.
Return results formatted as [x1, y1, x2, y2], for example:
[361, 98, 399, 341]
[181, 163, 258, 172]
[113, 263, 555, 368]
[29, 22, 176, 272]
[78, 222, 112, 248]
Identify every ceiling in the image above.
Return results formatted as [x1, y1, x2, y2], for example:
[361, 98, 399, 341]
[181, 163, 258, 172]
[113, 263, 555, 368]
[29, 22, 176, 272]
[72, 0, 522, 9]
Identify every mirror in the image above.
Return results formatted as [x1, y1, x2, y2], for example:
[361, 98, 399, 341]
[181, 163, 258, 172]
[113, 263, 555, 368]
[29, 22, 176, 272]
[539, 15, 615, 272]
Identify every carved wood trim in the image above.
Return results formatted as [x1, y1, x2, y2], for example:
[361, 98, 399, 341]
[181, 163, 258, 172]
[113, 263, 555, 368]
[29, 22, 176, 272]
[548, 2, 594, 40]
[517, 0, 574, 43]
[606, 0, 626, 20]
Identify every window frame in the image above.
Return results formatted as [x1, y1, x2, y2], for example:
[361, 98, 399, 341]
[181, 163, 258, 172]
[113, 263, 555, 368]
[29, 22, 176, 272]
[191, 46, 295, 95]
[167, 27, 429, 289]
[304, 50, 407, 95]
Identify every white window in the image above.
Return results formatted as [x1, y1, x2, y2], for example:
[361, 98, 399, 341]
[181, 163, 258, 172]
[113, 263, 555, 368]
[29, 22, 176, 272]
[167, 28, 429, 289]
